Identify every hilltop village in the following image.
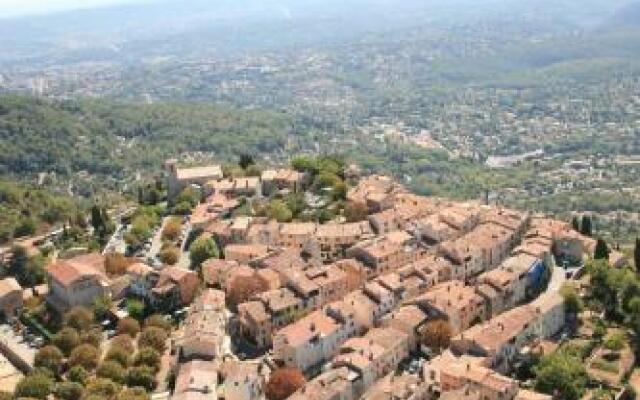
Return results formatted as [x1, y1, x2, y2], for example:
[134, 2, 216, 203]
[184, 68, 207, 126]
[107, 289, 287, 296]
[0, 156, 630, 400]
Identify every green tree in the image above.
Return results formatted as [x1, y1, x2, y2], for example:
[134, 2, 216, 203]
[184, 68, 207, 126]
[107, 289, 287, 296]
[117, 317, 141, 338]
[144, 314, 172, 333]
[65, 306, 94, 332]
[239, 153, 255, 170]
[594, 238, 610, 260]
[54, 381, 84, 400]
[560, 284, 583, 315]
[138, 327, 167, 353]
[265, 199, 293, 222]
[126, 366, 156, 391]
[34, 345, 63, 374]
[534, 351, 588, 400]
[133, 347, 161, 371]
[93, 295, 112, 321]
[572, 215, 580, 232]
[126, 299, 145, 321]
[67, 365, 89, 384]
[603, 332, 625, 351]
[52, 327, 80, 356]
[68, 344, 100, 371]
[580, 214, 593, 236]
[117, 387, 151, 400]
[82, 378, 120, 399]
[97, 360, 127, 384]
[15, 372, 54, 399]
[105, 346, 131, 368]
[189, 235, 219, 267]
[110, 334, 135, 353]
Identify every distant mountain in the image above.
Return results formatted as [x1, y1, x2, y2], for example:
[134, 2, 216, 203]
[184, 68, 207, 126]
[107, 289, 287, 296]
[609, 1, 640, 27]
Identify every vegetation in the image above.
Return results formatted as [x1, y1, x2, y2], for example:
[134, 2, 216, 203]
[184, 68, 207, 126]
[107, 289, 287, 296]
[265, 367, 306, 400]
[14, 372, 54, 399]
[227, 275, 268, 311]
[138, 327, 168, 353]
[418, 319, 453, 351]
[189, 235, 219, 268]
[534, 347, 588, 400]
[117, 317, 141, 338]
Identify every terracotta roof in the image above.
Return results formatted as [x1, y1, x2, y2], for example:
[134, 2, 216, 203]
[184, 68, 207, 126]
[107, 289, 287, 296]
[48, 254, 107, 287]
[175, 165, 222, 181]
[276, 310, 340, 347]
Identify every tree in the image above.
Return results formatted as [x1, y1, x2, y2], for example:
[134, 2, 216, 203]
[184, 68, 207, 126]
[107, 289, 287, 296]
[603, 332, 625, 351]
[80, 327, 103, 348]
[15, 372, 54, 399]
[82, 378, 120, 399]
[68, 344, 100, 371]
[144, 314, 172, 333]
[158, 244, 180, 265]
[117, 387, 151, 400]
[126, 366, 156, 391]
[127, 298, 145, 321]
[264, 199, 293, 223]
[227, 274, 268, 310]
[105, 346, 131, 368]
[67, 365, 89, 384]
[93, 295, 112, 321]
[117, 317, 141, 338]
[265, 367, 306, 400]
[239, 153, 255, 170]
[105, 252, 132, 276]
[534, 351, 588, 400]
[580, 214, 592, 236]
[111, 334, 135, 353]
[635, 238, 640, 272]
[133, 347, 161, 371]
[560, 284, 583, 315]
[0, 393, 11, 400]
[54, 381, 84, 400]
[65, 306, 94, 332]
[344, 202, 368, 222]
[138, 327, 168, 353]
[594, 238, 610, 260]
[571, 215, 580, 232]
[189, 235, 219, 267]
[161, 217, 182, 242]
[52, 327, 80, 356]
[97, 360, 127, 384]
[418, 319, 453, 351]
[34, 345, 63, 374]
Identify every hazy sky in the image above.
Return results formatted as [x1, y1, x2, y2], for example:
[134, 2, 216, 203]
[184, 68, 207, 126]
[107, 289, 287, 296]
[0, 0, 144, 17]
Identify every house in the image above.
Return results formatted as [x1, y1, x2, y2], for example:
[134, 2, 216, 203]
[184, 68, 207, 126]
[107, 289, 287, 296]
[126, 262, 156, 298]
[449, 293, 565, 373]
[201, 259, 241, 289]
[360, 373, 430, 400]
[151, 267, 199, 311]
[261, 169, 309, 195]
[347, 231, 419, 277]
[273, 309, 349, 372]
[278, 223, 317, 250]
[288, 367, 356, 400]
[177, 289, 227, 361]
[220, 360, 266, 400]
[424, 352, 518, 400]
[410, 213, 461, 245]
[166, 159, 223, 202]
[410, 281, 485, 334]
[238, 301, 272, 348]
[326, 290, 380, 334]
[477, 267, 527, 316]
[173, 360, 219, 400]
[0, 278, 22, 318]
[315, 222, 374, 262]
[46, 253, 111, 313]
[380, 305, 428, 351]
[191, 194, 239, 228]
[346, 175, 405, 213]
[224, 244, 270, 263]
[500, 254, 546, 295]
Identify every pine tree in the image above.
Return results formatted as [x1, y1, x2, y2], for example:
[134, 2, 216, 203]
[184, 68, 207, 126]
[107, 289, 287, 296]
[580, 215, 593, 236]
[594, 238, 609, 260]
[571, 215, 580, 232]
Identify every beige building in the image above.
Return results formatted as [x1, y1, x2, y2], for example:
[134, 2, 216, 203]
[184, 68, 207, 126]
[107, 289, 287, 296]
[165, 159, 223, 202]
[177, 289, 227, 361]
[410, 281, 486, 334]
[173, 360, 219, 400]
[46, 253, 111, 314]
